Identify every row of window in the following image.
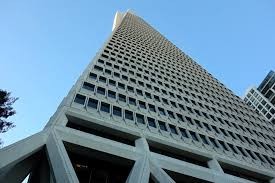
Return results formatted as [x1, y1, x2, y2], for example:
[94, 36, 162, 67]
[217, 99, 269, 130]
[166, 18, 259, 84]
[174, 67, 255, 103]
[73, 93, 275, 167]
[111, 29, 249, 107]
[97, 52, 271, 129]
[111, 27, 266, 122]
[75, 91, 275, 157]
[89, 69, 275, 137]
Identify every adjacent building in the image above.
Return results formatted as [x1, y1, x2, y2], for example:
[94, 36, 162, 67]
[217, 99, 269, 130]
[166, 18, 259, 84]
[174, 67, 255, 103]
[1, 11, 275, 183]
[244, 70, 275, 124]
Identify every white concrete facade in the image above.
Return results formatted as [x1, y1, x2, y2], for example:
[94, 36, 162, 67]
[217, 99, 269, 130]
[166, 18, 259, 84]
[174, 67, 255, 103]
[1, 11, 275, 183]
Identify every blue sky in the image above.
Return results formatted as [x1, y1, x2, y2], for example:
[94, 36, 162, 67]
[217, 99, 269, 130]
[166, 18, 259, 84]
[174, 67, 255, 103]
[0, 1, 274, 146]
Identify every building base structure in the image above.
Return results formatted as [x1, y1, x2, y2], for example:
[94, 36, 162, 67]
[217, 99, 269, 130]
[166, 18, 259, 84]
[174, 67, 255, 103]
[1, 11, 275, 183]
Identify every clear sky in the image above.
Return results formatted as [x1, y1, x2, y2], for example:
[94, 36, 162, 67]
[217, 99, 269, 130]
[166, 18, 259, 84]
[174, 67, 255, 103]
[0, 1, 274, 147]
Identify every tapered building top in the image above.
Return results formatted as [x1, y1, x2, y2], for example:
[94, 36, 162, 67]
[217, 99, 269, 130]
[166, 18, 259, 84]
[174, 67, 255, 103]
[1, 11, 275, 183]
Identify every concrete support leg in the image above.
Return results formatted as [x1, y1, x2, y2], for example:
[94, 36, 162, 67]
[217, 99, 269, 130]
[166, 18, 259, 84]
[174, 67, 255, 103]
[0, 131, 46, 173]
[46, 131, 79, 183]
[207, 159, 223, 173]
[0, 151, 40, 183]
[149, 159, 175, 183]
[126, 156, 150, 183]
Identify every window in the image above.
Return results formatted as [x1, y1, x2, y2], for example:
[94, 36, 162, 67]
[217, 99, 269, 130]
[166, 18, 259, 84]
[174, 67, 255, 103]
[113, 106, 122, 117]
[170, 101, 177, 108]
[74, 94, 86, 105]
[154, 95, 160, 102]
[159, 121, 167, 131]
[109, 79, 116, 87]
[228, 143, 238, 154]
[209, 138, 219, 148]
[125, 110, 134, 120]
[97, 87, 105, 95]
[108, 90, 116, 99]
[122, 75, 128, 81]
[169, 124, 178, 134]
[118, 94, 126, 102]
[148, 104, 156, 112]
[99, 76, 107, 83]
[129, 97, 136, 106]
[139, 101, 146, 109]
[189, 131, 199, 141]
[136, 89, 143, 96]
[118, 82, 125, 89]
[105, 69, 111, 75]
[148, 117, 156, 128]
[179, 128, 188, 138]
[114, 72, 120, 78]
[100, 102, 110, 113]
[176, 113, 184, 122]
[219, 140, 229, 151]
[145, 92, 152, 99]
[167, 111, 175, 119]
[83, 82, 95, 91]
[158, 107, 165, 115]
[162, 98, 168, 105]
[199, 134, 209, 145]
[87, 98, 98, 109]
[127, 85, 134, 93]
[136, 113, 145, 124]
[89, 73, 97, 80]
[94, 65, 103, 71]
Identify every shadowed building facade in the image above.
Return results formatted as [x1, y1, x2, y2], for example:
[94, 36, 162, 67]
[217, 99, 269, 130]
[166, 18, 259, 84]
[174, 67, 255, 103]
[1, 11, 275, 183]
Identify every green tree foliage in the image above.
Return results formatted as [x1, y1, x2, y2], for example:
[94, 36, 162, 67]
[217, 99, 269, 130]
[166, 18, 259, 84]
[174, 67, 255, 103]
[0, 89, 18, 133]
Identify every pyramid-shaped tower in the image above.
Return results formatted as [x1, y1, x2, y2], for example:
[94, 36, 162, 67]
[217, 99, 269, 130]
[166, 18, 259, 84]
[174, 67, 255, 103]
[1, 11, 275, 183]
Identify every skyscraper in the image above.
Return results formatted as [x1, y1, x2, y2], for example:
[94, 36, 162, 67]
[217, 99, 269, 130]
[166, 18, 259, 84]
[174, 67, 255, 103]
[1, 11, 275, 183]
[244, 70, 275, 124]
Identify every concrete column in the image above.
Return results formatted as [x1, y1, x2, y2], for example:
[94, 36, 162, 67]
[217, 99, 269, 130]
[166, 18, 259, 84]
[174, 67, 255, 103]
[126, 156, 150, 183]
[150, 159, 175, 183]
[207, 158, 223, 172]
[46, 131, 79, 183]
[0, 151, 41, 183]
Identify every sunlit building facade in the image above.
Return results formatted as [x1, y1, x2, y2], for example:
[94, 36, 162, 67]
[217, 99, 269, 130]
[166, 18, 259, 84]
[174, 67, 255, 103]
[1, 11, 275, 183]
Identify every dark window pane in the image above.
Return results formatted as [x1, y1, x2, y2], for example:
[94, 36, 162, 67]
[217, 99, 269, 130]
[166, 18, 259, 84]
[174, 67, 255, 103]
[168, 111, 175, 119]
[100, 102, 110, 113]
[118, 82, 125, 89]
[190, 131, 199, 141]
[97, 87, 106, 95]
[129, 97, 136, 105]
[199, 134, 209, 145]
[113, 106, 122, 117]
[179, 128, 188, 138]
[99, 76, 107, 83]
[119, 94, 126, 102]
[74, 94, 86, 105]
[83, 82, 95, 91]
[87, 98, 98, 109]
[148, 117, 156, 128]
[139, 101, 146, 109]
[158, 107, 165, 115]
[108, 90, 116, 99]
[209, 137, 219, 148]
[159, 121, 167, 131]
[109, 79, 116, 86]
[169, 125, 178, 134]
[136, 89, 143, 96]
[89, 73, 97, 80]
[136, 113, 145, 124]
[148, 104, 156, 112]
[125, 110, 134, 120]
